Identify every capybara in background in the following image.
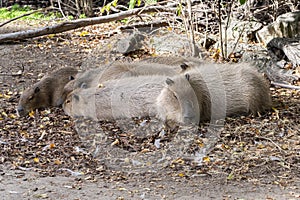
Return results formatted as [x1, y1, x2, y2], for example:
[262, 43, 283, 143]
[181, 62, 271, 122]
[63, 74, 199, 125]
[17, 67, 78, 117]
[138, 56, 203, 69]
[62, 59, 198, 101]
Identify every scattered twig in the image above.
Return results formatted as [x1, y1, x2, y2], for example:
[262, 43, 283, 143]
[57, 0, 67, 19]
[229, 24, 245, 56]
[0, 64, 24, 76]
[217, 0, 225, 59]
[256, 136, 284, 152]
[271, 81, 300, 90]
[179, 0, 198, 57]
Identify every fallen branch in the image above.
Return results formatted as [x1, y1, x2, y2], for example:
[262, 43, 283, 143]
[0, 5, 177, 43]
[271, 81, 300, 90]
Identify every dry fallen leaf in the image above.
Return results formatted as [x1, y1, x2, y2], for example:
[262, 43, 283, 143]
[33, 157, 39, 163]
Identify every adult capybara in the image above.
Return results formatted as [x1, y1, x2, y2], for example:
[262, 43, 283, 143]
[181, 62, 271, 122]
[17, 67, 78, 117]
[138, 56, 203, 70]
[63, 74, 199, 125]
[62, 59, 198, 101]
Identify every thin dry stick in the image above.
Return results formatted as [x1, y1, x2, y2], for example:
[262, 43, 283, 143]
[57, 0, 67, 19]
[223, 1, 234, 59]
[271, 81, 300, 90]
[0, 7, 53, 28]
[256, 136, 284, 152]
[229, 24, 245, 56]
[202, 0, 209, 49]
[179, 0, 197, 57]
[75, 0, 81, 17]
[218, 0, 225, 59]
[186, 0, 198, 57]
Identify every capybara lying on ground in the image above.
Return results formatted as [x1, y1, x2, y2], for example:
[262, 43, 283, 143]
[17, 67, 78, 117]
[181, 62, 271, 121]
[63, 60, 271, 124]
[62, 59, 195, 101]
[63, 74, 199, 125]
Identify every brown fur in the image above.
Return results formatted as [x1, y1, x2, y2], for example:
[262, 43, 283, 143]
[63, 75, 199, 125]
[17, 67, 78, 117]
[182, 63, 271, 122]
[62, 58, 199, 101]
[139, 56, 203, 68]
[156, 74, 200, 125]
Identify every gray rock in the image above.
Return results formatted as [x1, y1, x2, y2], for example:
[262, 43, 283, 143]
[256, 11, 300, 45]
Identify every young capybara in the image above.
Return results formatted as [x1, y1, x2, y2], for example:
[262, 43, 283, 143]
[63, 74, 199, 125]
[17, 67, 78, 117]
[156, 74, 200, 125]
[181, 62, 271, 122]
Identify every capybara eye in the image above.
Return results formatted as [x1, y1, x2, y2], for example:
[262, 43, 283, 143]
[173, 93, 178, 100]
[66, 99, 71, 104]
[28, 95, 34, 101]
[34, 87, 40, 93]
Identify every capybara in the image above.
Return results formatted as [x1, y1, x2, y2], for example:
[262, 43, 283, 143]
[156, 74, 200, 125]
[181, 62, 271, 122]
[63, 74, 199, 125]
[62, 59, 198, 101]
[17, 67, 78, 117]
[138, 56, 202, 69]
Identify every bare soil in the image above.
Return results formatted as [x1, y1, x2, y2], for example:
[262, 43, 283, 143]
[0, 21, 299, 200]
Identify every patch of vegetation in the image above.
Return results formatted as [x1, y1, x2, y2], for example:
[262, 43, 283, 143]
[0, 4, 61, 20]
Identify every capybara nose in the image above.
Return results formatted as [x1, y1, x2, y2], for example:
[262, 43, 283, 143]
[16, 106, 25, 117]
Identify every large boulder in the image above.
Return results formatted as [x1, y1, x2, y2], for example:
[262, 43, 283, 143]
[256, 11, 300, 45]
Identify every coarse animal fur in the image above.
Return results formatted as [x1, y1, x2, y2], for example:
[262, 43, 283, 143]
[138, 56, 203, 69]
[63, 75, 199, 125]
[181, 62, 271, 122]
[156, 74, 200, 125]
[62, 58, 199, 101]
[17, 67, 78, 117]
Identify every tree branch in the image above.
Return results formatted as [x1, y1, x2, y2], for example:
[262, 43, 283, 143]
[0, 5, 176, 43]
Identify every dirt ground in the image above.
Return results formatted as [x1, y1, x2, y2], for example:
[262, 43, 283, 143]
[0, 21, 299, 200]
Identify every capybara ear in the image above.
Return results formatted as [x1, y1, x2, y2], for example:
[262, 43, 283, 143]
[80, 83, 88, 89]
[180, 63, 189, 71]
[166, 78, 174, 86]
[69, 75, 75, 80]
[185, 73, 190, 81]
[73, 94, 80, 101]
[34, 87, 40, 93]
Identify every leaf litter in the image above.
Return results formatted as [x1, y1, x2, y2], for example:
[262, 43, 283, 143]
[0, 21, 299, 199]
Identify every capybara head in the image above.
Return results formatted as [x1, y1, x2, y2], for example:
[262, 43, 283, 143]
[17, 67, 78, 117]
[17, 83, 50, 117]
[157, 74, 200, 125]
[62, 88, 98, 120]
